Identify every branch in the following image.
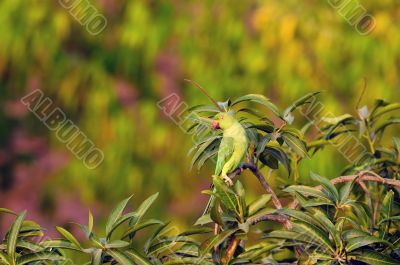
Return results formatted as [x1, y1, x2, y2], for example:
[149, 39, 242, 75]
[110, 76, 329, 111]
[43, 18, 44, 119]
[330, 174, 400, 188]
[229, 163, 292, 229]
[290, 172, 400, 209]
[221, 237, 240, 265]
[248, 214, 289, 225]
[228, 163, 282, 208]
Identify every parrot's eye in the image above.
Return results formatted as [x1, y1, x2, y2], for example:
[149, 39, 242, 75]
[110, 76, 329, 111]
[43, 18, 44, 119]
[220, 115, 224, 120]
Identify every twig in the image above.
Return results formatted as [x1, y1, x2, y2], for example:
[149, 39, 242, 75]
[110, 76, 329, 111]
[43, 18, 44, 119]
[290, 173, 400, 209]
[248, 214, 289, 225]
[221, 237, 240, 265]
[228, 163, 292, 229]
[329, 174, 400, 188]
[228, 163, 282, 208]
[358, 180, 374, 234]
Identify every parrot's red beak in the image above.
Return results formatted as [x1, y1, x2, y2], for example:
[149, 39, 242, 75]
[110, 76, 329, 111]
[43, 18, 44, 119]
[211, 120, 220, 130]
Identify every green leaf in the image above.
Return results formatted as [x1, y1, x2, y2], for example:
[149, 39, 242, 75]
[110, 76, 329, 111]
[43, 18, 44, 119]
[122, 219, 164, 238]
[232, 94, 281, 117]
[278, 209, 323, 229]
[347, 201, 370, 228]
[187, 104, 220, 114]
[107, 212, 138, 238]
[310, 172, 339, 202]
[339, 178, 355, 204]
[144, 222, 170, 254]
[265, 230, 306, 242]
[194, 214, 213, 226]
[312, 210, 342, 250]
[148, 235, 198, 256]
[212, 176, 238, 214]
[200, 229, 237, 256]
[283, 92, 321, 121]
[261, 147, 291, 175]
[282, 132, 309, 158]
[259, 152, 279, 169]
[283, 185, 329, 201]
[106, 249, 135, 265]
[197, 148, 218, 170]
[190, 137, 220, 170]
[374, 117, 400, 134]
[292, 191, 334, 208]
[0, 208, 17, 216]
[105, 240, 130, 249]
[18, 220, 44, 238]
[370, 102, 400, 120]
[164, 257, 213, 265]
[16, 240, 44, 252]
[8, 210, 26, 264]
[393, 137, 400, 155]
[237, 107, 269, 119]
[292, 222, 335, 253]
[88, 210, 94, 236]
[40, 239, 84, 252]
[106, 195, 133, 238]
[380, 190, 394, 221]
[378, 216, 400, 224]
[350, 250, 399, 265]
[346, 236, 393, 252]
[133, 192, 159, 224]
[256, 134, 271, 157]
[91, 249, 102, 265]
[16, 252, 64, 265]
[178, 228, 213, 237]
[56, 226, 82, 249]
[266, 229, 329, 250]
[0, 252, 10, 265]
[342, 229, 370, 240]
[125, 249, 152, 265]
[322, 114, 354, 125]
[248, 194, 271, 216]
[210, 201, 224, 226]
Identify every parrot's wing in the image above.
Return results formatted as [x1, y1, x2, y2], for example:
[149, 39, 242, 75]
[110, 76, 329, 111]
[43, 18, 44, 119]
[215, 137, 234, 176]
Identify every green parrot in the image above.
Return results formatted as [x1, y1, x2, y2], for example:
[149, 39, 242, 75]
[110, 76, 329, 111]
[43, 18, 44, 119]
[203, 110, 249, 214]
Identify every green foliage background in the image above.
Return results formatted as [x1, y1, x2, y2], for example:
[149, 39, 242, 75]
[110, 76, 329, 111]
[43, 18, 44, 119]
[0, 0, 399, 236]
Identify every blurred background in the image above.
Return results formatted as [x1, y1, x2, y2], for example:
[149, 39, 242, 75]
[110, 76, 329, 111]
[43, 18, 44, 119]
[0, 0, 399, 238]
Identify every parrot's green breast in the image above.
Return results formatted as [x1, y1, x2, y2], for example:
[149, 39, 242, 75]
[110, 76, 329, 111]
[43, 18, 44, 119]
[214, 121, 248, 176]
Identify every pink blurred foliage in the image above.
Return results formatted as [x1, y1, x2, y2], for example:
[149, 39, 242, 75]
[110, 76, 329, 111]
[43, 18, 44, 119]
[115, 78, 138, 109]
[3, 100, 29, 119]
[155, 49, 182, 100]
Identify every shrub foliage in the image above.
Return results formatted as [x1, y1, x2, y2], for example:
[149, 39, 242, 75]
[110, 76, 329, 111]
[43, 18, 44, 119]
[1, 93, 400, 264]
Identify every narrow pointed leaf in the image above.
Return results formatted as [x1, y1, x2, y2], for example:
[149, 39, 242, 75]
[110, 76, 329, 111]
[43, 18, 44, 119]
[8, 210, 26, 263]
[106, 249, 135, 265]
[56, 227, 82, 249]
[106, 196, 133, 238]
[346, 236, 393, 252]
[310, 172, 339, 202]
[350, 250, 399, 265]
[16, 252, 64, 265]
[282, 133, 309, 158]
[125, 249, 152, 265]
[232, 94, 281, 117]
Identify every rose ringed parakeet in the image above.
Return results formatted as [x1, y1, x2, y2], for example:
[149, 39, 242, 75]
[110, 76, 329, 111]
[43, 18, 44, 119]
[184, 79, 249, 215]
[212, 111, 248, 185]
[203, 110, 249, 214]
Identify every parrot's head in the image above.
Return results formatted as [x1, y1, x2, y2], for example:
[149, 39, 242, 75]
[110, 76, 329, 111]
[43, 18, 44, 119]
[212, 112, 236, 130]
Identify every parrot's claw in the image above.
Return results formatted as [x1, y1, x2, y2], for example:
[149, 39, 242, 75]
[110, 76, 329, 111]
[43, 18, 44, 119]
[222, 175, 233, 186]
